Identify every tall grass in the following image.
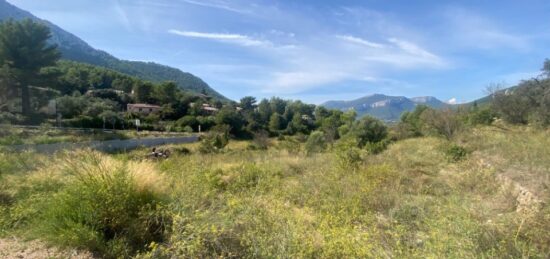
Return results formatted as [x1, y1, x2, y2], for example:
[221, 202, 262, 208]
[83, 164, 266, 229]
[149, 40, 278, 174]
[1, 125, 549, 258]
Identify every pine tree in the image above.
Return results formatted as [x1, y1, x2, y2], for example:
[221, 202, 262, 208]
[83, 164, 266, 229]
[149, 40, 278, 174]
[0, 19, 60, 116]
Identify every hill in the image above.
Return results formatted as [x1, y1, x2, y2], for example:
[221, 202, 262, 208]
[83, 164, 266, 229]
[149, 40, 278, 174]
[322, 94, 449, 121]
[0, 0, 227, 101]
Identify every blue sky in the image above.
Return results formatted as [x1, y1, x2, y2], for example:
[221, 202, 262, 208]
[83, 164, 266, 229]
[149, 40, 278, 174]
[9, 0, 550, 104]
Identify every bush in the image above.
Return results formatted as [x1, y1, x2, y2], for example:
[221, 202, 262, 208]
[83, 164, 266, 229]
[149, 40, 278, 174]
[304, 130, 326, 155]
[421, 108, 462, 140]
[396, 105, 430, 139]
[468, 106, 496, 125]
[347, 116, 388, 147]
[249, 130, 270, 150]
[444, 144, 469, 162]
[199, 129, 229, 154]
[333, 138, 363, 169]
[36, 153, 170, 258]
[364, 139, 391, 155]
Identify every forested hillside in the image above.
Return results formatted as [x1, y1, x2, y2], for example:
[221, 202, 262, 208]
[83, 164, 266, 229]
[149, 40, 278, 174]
[0, 0, 227, 100]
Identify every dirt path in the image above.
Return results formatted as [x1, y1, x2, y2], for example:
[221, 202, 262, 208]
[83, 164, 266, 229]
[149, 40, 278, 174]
[0, 238, 93, 259]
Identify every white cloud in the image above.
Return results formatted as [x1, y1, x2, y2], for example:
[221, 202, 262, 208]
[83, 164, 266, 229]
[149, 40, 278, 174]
[337, 35, 385, 48]
[447, 97, 457, 104]
[388, 38, 439, 60]
[168, 29, 271, 47]
[177, 0, 250, 14]
[113, 0, 131, 31]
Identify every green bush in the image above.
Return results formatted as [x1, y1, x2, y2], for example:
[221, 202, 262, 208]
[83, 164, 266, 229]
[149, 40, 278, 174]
[304, 130, 326, 155]
[444, 144, 469, 162]
[364, 139, 391, 155]
[199, 130, 229, 154]
[468, 106, 496, 125]
[333, 138, 363, 169]
[347, 116, 388, 147]
[36, 156, 169, 258]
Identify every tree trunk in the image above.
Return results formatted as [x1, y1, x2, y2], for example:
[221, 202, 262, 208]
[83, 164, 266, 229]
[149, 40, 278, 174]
[21, 82, 31, 116]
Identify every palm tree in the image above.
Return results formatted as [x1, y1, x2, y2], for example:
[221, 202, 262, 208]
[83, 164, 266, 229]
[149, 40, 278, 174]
[0, 19, 60, 116]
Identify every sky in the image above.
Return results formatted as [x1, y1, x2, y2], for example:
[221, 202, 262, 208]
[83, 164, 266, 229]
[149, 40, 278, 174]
[8, 0, 550, 104]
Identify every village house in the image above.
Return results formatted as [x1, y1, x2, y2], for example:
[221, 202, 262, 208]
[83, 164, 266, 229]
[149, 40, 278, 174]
[127, 103, 161, 114]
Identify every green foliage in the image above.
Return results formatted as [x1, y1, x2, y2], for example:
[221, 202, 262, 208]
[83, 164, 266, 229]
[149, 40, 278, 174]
[347, 115, 388, 147]
[490, 67, 550, 126]
[268, 113, 285, 133]
[215, 107, 245, 136]
[444, 143, 469, 162]
[397, 105, 429, 138]
[199, 127, 230, 153]
[364, 138, 391, 154]
[22, 153, 170, 258]
[421, 108, 462, 140]
[3, 125, 550, 258]
[468, 106, 496, 125]
[0, 19, 60, 115]
[333, 138, 363, 169]
[304, 130, 326, 155]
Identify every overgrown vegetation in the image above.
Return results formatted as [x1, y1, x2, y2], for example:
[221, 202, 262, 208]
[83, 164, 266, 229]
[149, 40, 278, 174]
[2, 124, 549, 258]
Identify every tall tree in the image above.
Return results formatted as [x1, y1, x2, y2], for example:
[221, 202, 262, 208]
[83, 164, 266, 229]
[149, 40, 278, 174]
[0, 19, 60, 115]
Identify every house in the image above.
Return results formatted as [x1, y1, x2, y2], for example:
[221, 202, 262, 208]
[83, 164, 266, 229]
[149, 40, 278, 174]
[127, 103, 161, 114]
[201, 103, 219, 114]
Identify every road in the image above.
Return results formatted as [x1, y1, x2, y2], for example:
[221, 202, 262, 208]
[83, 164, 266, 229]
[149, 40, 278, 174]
[4, 135, 199, 153]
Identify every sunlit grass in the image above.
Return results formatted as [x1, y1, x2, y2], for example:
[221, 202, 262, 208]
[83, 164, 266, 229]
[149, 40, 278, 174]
[1, 124, 549, 258]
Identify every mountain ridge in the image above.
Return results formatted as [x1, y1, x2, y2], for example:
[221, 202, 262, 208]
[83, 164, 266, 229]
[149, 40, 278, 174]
[321, 94, 449, 121]
[0, 0, 228, 101]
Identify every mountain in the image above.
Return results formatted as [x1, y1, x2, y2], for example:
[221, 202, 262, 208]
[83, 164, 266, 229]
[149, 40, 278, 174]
[0, 0, 228, 101]
[322, 94, 449, 121]
[409, 96, 447, 108]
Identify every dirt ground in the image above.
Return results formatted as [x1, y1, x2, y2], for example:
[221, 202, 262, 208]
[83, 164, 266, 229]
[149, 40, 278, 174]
[0, 238, 93, 259]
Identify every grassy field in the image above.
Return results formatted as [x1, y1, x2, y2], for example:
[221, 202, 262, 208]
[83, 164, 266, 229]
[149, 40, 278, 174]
[0, 125, 191, 146]
[0, 124, 549, 258]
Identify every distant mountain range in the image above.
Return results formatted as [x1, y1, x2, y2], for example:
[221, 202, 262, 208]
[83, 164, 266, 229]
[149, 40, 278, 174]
[322, 94, 450, 121]
[0, 0, 228, 100]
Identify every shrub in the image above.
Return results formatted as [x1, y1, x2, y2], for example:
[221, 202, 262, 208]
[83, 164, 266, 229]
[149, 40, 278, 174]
[304, 130, 326, 155]
[333, 138, 363, 169]
[468, 106, 496, 125]
[364, 138, 391, 155]
[397, 105, 430, 139]
[36, 153, 170, 258]
[250, 130, 270, 150]
[347, 116, 388, 147]
[421, 108, 462, 140]
[199, 128, 229, 154]
[444, 144, 469, 162]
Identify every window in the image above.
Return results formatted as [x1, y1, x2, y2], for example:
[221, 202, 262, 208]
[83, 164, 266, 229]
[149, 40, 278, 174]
[139, 108, 142, 112]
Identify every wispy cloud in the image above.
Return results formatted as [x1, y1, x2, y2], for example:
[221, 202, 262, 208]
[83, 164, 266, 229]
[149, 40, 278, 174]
[113, 0, 131, 31]
[388, 38, 439, 61]
[335, 34, 446, 68]
[337, 35, 385, 48]
[168, 29, 271, 47]
[177, 0, 250, 14]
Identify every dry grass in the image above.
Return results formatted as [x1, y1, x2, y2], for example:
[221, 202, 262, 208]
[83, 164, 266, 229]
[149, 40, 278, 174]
[1, 124, 549, 258]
